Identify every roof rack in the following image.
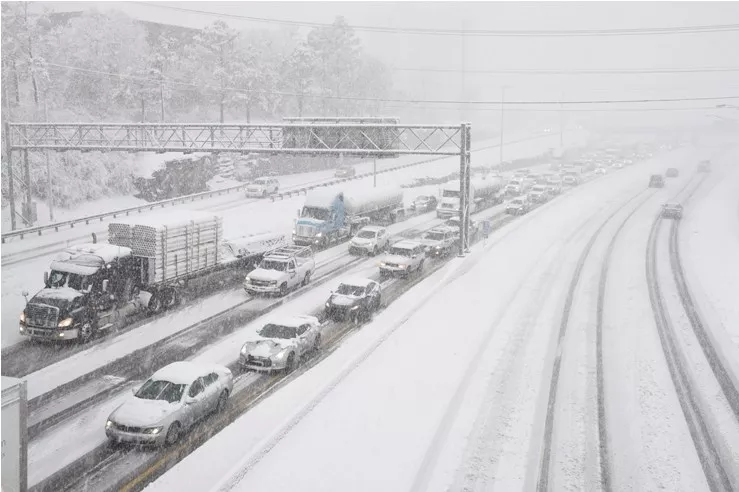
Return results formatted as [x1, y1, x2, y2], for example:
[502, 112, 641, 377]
[264, 245, 312, 260]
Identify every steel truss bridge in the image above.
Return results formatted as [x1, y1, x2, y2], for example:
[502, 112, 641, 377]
[3, 121, 473, 254]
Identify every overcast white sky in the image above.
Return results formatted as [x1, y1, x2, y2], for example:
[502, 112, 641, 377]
[29, 1, 739, 131]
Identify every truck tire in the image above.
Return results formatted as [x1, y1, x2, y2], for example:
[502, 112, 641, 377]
[162, 288, 179, 310]
[302, 271, 311, 287]
[147, 292, 163, 315]
[279, 282, 288, 297]
[77, 320, 96, 344]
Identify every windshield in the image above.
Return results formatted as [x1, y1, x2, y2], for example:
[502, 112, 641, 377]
[135, 379, 185, 403]
[301, 207, 331, 221]
[424, 232, 445, 241]
[389, 247, 413, 257]
[259, 260, 288, 271]
[442, 189, 460, 198]
[357, 230, 377, 239]
[336, 284, 365, 296]
[48, 270, 93, 291]
[512, 199, 525, 205]
[259, 324, 297, 339]
[509, 181, 521, 186]
[533, 186, 546, 192]
[254, 179, 267, 185]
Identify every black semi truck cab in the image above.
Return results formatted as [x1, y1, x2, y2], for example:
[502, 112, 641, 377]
[20, 243, 144, 343]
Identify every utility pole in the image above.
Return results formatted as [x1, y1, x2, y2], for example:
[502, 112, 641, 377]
[45, 99, 53, 221]
[499, 86, 506, 167]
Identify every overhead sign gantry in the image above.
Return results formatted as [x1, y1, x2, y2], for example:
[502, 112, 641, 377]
[3, 119, 473, 254]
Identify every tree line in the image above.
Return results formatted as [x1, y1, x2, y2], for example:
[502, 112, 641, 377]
[1, 4, 394, 123]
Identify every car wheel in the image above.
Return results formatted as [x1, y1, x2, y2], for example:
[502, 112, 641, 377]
[285, 352, 296, 373]
[77, 320, 95, 344]
[302, 271, 311, 287]
[372, 245, 378, 256]
[322, 235, 330, 248]
[216, 390, 229, 413]
[418, 260, 424, 272]
[262, 190, 267, 197]
[313, 333, 322, 351]
[279, 282, 288, 297]
[165, 421, 181, 446]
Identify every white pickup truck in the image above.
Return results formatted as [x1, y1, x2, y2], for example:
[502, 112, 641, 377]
[244, 246, 315, 296]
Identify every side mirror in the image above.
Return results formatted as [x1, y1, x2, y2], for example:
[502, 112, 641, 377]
[102, 280, 109, 293]
[43, 271, 49, 287]
[22, 290, 29, 298]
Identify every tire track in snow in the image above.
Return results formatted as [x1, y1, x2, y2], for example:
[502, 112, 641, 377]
[535, 189, 650, 492]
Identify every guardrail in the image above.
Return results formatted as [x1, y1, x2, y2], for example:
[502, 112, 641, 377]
[1, 133, 552, 243]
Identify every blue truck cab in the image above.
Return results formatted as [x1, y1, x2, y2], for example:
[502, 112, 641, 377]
[293, 191, 354, 247]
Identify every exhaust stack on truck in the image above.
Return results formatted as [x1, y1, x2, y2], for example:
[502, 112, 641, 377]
[293, 186, 405, 247]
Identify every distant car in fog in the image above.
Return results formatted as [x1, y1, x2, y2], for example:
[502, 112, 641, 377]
[594, 167, 607, 175]
[246, 177, 279, 197]
[506, 196, 531, 215]
[410, 194, 438, 212]
[562, 174, 579, 186]
[649, 175, 665, 188]
[666, 168, 679, 178]
[334, 166, 356, 178]
[698, 160, 711, 172]
[662, 203, 683, 219]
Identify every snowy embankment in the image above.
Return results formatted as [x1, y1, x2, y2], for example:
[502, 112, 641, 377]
[680, 160, 739, 355]
[144, 144, 692, 492]
[1, 132, 579, 349]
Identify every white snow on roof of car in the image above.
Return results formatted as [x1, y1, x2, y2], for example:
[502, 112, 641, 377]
[152, 361, 227, 384]
[339, 277, 375, 288]
[266, 315, 320, 328]
[392, 240, 421, 249]
[358, 225, 383, 232]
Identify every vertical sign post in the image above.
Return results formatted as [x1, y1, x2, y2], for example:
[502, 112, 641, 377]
[458, 123, 471, 256]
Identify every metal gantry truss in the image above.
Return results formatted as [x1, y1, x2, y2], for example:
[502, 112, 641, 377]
[3, 121, 472, 254]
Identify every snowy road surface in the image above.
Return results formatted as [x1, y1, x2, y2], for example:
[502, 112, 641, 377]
[140, 143, 736, 492]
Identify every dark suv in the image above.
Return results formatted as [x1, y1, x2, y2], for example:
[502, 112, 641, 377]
[324, 278, 381, 323]
[649, 175, 665, 188]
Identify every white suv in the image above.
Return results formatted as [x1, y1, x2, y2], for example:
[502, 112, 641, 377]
[349, 226, 390, 256]
[379, 240, 425, 278]
[246, 178, 279, 198]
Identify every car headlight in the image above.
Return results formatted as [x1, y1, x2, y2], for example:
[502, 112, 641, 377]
[350, 305, 360, 311]
[106, 419, 115, 429]
[274, 349, 289, 360]
[379, 262, 387, 267]
[241, 345, 248, 355]
[325, 301, 331, 308]
[143, 426, 163, 435]
[19, 312, 25, 323]
[269, 280, 278, 285]
[315, 232, 322, 238]
[58, 317, 73, 328]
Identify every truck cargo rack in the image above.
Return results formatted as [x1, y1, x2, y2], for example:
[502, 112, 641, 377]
[263, 245, 313, 261]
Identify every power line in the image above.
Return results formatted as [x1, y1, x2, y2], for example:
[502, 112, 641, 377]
[392, 66, 739, 75]
[381, 105, 730, 113]
[45, 62, 739, 106]
[132, 2, 739, 37]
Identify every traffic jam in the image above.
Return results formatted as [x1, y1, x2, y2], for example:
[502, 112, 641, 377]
[7, 140, 681, 491]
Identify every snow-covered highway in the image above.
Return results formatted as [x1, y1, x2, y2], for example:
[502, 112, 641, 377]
[119, 141, 739, 492]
